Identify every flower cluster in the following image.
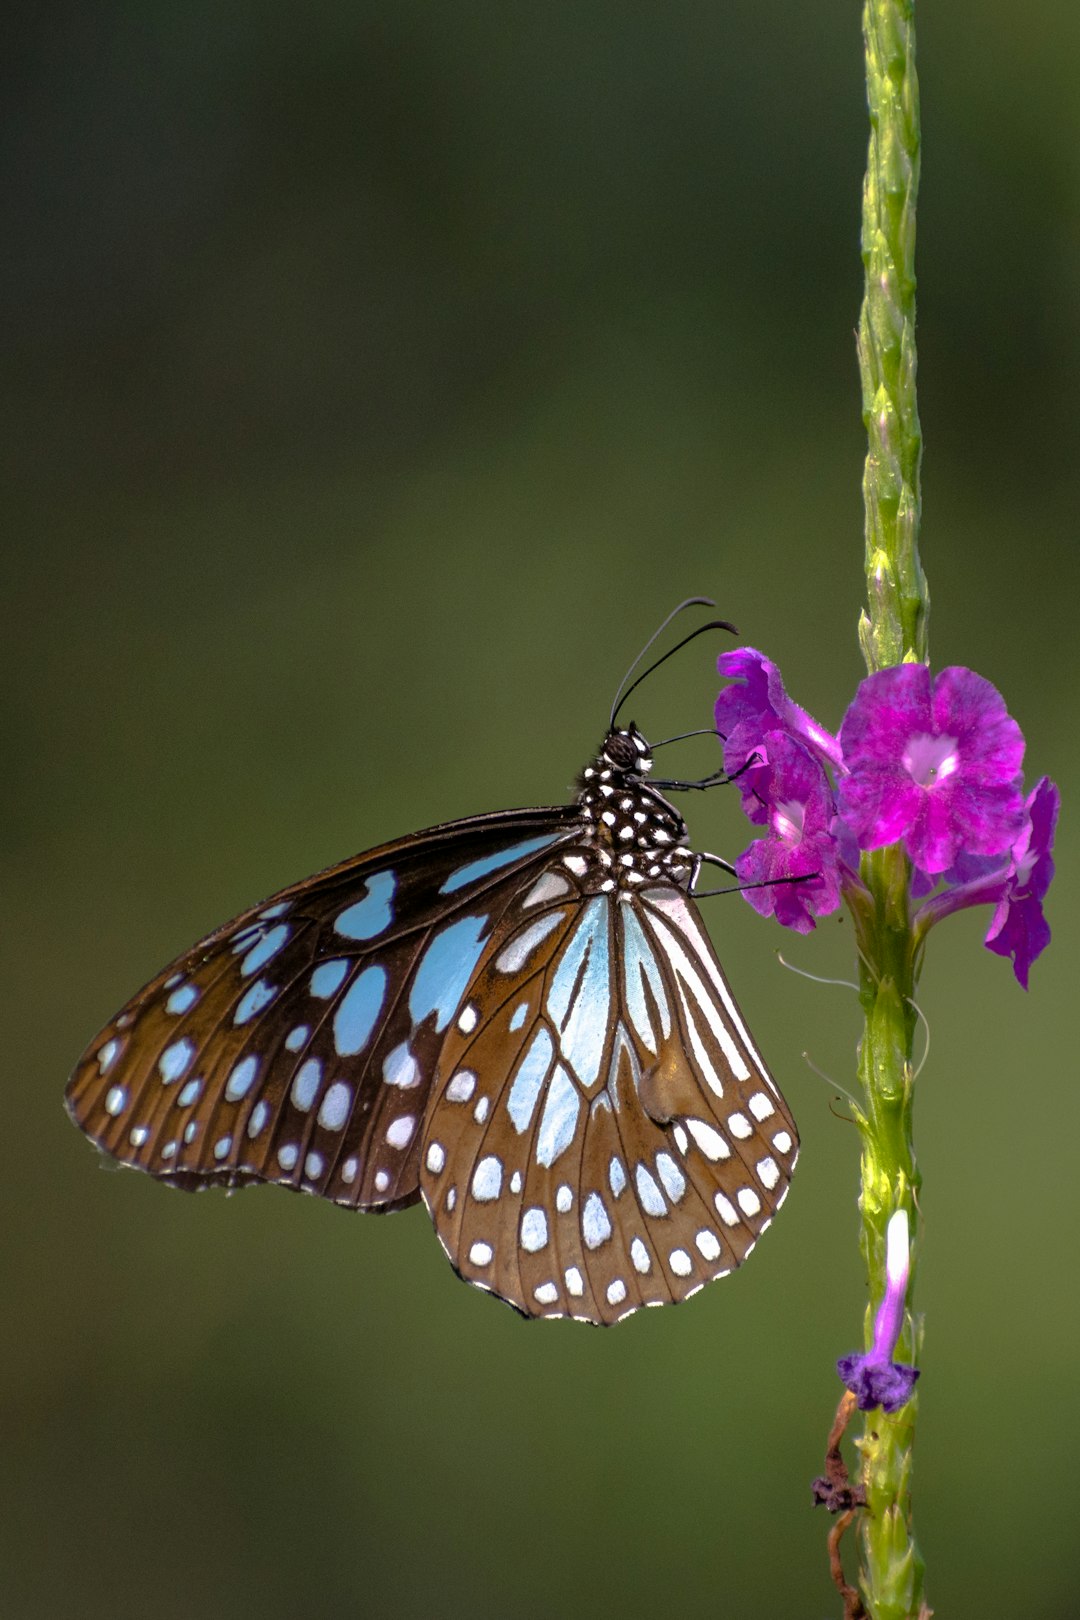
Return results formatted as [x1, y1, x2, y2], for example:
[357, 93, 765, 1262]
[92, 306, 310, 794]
[715, 651, 1058, 984]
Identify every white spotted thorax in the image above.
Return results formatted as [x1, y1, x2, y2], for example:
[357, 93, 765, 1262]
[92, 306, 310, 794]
[67, 712, 799, 1327]
[574, 723, 694, 894]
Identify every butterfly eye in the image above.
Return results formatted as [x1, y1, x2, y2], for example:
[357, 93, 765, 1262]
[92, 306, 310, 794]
[603, 732, 641, 770]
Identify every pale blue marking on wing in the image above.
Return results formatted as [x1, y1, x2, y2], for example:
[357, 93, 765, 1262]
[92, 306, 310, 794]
[165, 983, 199, 1016]
[159, 1038, 195, 1083]
[535, 1064, 581, 1168]
[547, 898, 611, 1091]
[507, 1028, 553, 1133]
[620, 905, 672, 1053]
[520, 1208, 549, 1252]
[285, 1025, 309, 1052]
[655, 1152, 686, 1203]
[177, 1078, 203, 1108]
[635, 1163, 667, 1217]
[333, 966, 387, 1056]
[234, 979, 276, 1025]
[409, 915, 488, 1034]
[310, 959, 349, 999]
[240, 923, 291, 978]
[509, 1002, 529, 1033]
[225, 1057, 259, 1101]
[382, 1042, 419, 1089]
[318, 1081, 352, 1131]
[609, 1155, 627, 1197]
[291, 1058, 322, 1111]
[439, 835, 559, 895]
[334, 871, 397, 941]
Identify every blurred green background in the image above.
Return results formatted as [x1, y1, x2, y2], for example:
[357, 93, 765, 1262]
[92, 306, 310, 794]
[5, 2, 1077, 1615]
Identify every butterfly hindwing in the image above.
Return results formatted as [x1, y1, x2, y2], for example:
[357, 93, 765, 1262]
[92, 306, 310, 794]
[65, 809, 578, 1212]
[420, 877, 798, 1324]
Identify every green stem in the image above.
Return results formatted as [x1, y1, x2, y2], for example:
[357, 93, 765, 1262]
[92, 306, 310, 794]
[846, 2, 931, 1617]
[849, 851, 925, 1620]
[858, 0, 928, 676]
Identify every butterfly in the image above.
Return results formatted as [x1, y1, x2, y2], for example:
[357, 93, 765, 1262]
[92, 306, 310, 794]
[66, 602, 799, 1325]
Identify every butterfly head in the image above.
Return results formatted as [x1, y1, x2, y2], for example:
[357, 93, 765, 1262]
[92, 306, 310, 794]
[599, 723, 653, 776]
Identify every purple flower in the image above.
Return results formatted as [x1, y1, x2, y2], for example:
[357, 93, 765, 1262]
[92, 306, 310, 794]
[733, 731, 843, 933]
[916, 776, 1059, 989]
[837, 665, 1026, 873]
[716, 648, 842, 823]
[984, 778, 1058, 988]
[837, 1209, 920, 1414]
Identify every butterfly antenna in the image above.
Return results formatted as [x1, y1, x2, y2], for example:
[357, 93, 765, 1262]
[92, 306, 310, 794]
[650, 727, 725, 750]
[610, 603, 738, 729]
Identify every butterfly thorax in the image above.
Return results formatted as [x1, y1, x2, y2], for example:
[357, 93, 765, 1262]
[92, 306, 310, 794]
[574, 724, 693, 894]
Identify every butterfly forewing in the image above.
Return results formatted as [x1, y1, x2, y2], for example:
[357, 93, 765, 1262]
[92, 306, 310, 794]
[420, 876, 798, 1325]
[66, 810, 577, 1211]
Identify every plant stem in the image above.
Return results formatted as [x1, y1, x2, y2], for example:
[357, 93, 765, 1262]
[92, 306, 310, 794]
[850, 852, 925, 1620]
[857, 0, 927, 675]
[848, 2, 930, 1616]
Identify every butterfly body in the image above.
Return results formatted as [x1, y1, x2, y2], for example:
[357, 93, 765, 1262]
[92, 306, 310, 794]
[67, 722, 798, 1324]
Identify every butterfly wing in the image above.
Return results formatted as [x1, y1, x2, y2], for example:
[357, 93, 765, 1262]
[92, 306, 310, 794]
[420, 880, 799, 1324]
[65, 809, 578, 1213]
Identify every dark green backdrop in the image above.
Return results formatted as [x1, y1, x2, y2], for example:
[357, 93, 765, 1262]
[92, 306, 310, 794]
[5, 3, 1077, 1615]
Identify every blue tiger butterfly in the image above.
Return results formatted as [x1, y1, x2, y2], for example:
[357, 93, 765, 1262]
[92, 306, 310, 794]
[66, 601, 798, 1324]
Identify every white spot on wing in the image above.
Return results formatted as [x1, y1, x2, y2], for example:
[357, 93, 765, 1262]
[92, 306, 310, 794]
[756, 1156, 780, 1190]
[582, 1192, 612, 1249]
[446, 1070, 477, 1103]
[495, 911, 564, 973]
[520, 1208, 549, 1252]
[655, 1153, 686, 1202]
[383, 1043, 420, 1089]
[635, 1163, 666, 1218]
[523, 871, 572, 907]
[686, 1118, 730, 1161]
[472, 1156, 503, 1201]
[695, 1229, 722, 1261]
[385, 1114, 416, 1149]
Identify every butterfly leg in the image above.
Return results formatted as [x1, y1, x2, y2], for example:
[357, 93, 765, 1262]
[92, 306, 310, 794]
[689, 851, 739, 894]
[650, 768, 731, 792]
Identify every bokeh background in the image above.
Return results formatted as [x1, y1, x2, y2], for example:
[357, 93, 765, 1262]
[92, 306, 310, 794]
[5, 3, 1077, 1615]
